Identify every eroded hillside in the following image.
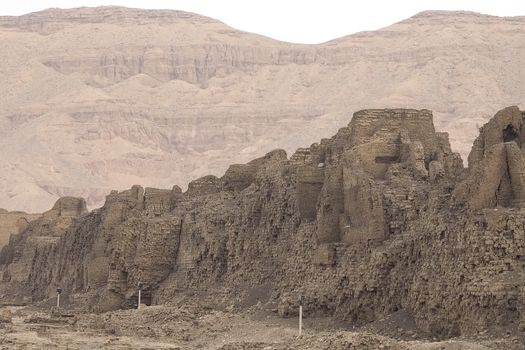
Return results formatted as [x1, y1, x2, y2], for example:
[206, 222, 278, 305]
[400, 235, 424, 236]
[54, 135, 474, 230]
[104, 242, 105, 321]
[1, 7, 525, 211]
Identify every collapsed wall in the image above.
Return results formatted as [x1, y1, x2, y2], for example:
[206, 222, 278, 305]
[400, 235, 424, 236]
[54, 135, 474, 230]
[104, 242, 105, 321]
[1, 107, 525, 338]
[0, 210, 40, 248]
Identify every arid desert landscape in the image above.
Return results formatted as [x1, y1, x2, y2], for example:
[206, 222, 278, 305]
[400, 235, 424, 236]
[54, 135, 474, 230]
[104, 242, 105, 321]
[1, 5, 525, 350]
[0, 7, 524, 212]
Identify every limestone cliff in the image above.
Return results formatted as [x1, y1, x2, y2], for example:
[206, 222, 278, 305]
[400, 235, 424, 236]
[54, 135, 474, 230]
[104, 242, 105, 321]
[1, 7, 525, 212]
[2, 108, 525, 339]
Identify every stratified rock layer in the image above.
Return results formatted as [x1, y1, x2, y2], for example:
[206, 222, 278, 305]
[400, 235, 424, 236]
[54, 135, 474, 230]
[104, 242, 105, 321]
[2, 108, 525, 339]
[1, 7, 525, 212]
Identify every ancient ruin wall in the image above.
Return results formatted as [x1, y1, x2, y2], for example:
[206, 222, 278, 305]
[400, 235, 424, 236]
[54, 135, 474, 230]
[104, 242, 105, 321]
[2, 107, 525, 338]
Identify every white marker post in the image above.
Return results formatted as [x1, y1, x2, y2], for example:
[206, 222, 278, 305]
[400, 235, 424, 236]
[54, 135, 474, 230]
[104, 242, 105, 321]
[298, 294, 303, 337]
[137, 282, 142, 310]
[56, 287, 62, 308]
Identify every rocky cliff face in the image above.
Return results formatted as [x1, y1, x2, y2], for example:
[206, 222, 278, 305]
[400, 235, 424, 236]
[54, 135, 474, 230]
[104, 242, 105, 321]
[2, 107, 525, 339]
[1, 7, 525, 212]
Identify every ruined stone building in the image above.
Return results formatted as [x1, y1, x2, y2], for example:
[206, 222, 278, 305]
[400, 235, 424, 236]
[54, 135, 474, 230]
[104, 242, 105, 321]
[1, 107, 525, 338]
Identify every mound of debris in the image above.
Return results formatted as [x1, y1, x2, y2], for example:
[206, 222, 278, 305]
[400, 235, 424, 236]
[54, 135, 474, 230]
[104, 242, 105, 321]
[76, 301, 230, 341]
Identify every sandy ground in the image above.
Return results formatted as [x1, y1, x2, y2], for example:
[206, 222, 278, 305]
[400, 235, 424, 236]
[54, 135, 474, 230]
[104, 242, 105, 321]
[0, 300, 523, 350]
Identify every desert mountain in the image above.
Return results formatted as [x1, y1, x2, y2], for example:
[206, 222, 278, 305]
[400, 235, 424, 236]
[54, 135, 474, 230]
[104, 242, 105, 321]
[1, 6, 524, 212]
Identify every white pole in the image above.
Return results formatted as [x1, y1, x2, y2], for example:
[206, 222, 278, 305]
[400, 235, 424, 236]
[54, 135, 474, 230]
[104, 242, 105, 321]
[299, 305, 303, 336]
[137, 288, 141, 310]
[56, 293, 60, 308]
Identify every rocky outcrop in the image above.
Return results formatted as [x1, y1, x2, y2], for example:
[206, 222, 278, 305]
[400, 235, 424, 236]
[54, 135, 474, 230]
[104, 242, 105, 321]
[2, 107, 525, 339]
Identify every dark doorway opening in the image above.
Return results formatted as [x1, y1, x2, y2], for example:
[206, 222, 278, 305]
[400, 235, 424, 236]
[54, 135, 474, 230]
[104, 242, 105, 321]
[375, 155, 399, 164]
[503, 124, 519, 143]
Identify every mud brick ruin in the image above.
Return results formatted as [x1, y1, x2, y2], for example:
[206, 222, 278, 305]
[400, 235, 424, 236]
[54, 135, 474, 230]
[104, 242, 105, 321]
[2, 106, 525, 338]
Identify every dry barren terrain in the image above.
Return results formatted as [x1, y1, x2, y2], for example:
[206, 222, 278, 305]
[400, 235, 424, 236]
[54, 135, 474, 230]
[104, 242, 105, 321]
[1, 301, 522, 349]
[1, 7, 524, 212]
